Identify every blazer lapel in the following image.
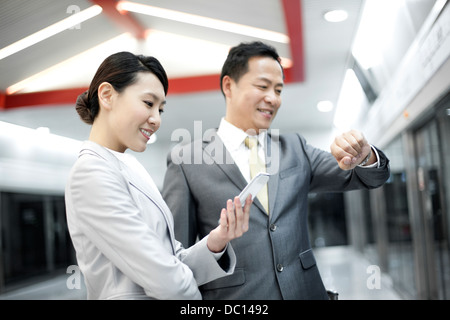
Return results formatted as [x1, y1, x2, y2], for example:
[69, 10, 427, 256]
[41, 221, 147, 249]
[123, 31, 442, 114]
[123, 167, 177, 249]
[80, 141, 177, 252]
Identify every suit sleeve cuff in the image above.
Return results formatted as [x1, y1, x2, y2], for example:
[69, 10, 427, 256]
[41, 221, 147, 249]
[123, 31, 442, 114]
[357, 146, 380, 169]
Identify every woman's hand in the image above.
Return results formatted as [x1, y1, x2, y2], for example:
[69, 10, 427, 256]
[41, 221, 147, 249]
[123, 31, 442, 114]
[207, 195, 252, 253]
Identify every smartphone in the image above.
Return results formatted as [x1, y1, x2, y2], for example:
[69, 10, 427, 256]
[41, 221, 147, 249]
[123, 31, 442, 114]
[238, 172, 271, 204]
[218, 172, 271, 224]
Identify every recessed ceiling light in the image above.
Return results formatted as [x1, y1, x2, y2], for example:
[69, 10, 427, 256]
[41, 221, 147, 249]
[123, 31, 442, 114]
[324, 10, 348, 23]
[317, 100, 334, 113]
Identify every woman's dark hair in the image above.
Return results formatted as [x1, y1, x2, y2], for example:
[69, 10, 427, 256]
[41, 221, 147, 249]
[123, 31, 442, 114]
[220, 41, 283, 96]
[76, 51, 168, 124]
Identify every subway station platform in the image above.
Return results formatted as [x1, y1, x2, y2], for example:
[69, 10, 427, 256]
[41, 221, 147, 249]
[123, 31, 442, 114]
[0, 245, 402, 300]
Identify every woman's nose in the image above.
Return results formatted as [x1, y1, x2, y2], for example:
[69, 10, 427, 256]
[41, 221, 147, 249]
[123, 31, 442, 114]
[148, 112, 160, 129]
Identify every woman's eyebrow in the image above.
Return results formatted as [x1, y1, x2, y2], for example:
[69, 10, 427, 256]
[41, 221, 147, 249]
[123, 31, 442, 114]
[143, 92, 167, 105]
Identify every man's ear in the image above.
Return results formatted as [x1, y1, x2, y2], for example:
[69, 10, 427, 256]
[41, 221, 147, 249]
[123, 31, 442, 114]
[221, 75, 233, 99]
[97, 82, 115, 110]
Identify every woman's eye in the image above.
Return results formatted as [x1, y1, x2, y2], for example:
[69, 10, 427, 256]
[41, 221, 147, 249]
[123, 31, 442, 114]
[159, 109, 164, 114]
[144, 101, 153, 107]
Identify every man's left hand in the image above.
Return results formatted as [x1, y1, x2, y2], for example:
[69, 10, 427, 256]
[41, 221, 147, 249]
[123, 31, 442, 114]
[330, 129, 375, 170]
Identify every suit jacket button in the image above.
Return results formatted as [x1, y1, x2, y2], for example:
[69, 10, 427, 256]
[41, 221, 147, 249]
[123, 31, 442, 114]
[277, 264, 284, 272]
[270, 224, 277, 231]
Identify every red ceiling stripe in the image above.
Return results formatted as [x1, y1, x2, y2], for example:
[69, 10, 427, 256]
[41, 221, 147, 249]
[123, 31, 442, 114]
[0, 92, 5, 110]
[281, 0, 305, 82]
[169, 74, 220, 95]
[1, 2, 301, 110]
[3, 88, 88, 109]
[1, 75, 223, 109]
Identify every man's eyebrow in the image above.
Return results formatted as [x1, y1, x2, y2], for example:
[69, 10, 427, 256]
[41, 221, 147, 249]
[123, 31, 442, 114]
[257, 77, 284, 87]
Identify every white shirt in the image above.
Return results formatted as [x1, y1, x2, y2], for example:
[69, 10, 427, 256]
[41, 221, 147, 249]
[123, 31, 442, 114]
[217, 118, 267, 183]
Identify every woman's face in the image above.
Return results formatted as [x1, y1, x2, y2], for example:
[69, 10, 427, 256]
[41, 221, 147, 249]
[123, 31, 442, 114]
[108, 72, 166, 153]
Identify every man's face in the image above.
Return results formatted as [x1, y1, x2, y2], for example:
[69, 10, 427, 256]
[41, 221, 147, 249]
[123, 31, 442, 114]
[224, 56, 284, 134]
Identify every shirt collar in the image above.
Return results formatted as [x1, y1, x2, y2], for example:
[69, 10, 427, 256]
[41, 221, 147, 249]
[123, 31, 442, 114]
[217, 118, 267, 151]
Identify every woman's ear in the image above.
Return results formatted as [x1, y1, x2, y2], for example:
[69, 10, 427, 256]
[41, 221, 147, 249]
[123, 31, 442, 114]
[97, 82, 115, 110]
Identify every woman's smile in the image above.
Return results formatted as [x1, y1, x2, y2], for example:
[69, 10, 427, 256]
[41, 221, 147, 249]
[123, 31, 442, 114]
[140, 128, 153, 140]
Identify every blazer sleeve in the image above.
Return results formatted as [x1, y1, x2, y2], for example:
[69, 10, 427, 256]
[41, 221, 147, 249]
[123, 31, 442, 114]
[67, 155, 202, 300]
[174, 236, 236, 286]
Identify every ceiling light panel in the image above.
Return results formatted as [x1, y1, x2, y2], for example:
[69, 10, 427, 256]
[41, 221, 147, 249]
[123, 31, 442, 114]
[6, 33, 137, 94]
[0, 5, 102, 61]
[117, 1, 289, 44]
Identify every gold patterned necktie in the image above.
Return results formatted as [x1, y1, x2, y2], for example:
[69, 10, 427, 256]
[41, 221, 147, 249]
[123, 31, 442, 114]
[245, 136, 269, 214]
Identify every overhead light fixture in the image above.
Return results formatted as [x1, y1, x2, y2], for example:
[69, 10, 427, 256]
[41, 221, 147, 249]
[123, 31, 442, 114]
[0, 5, 102, 61]
[116, 1, 289, 44]
[6, 33, 137, 94]
[324, 10, 348, 23]
[352, 0, 403, 69]
[317, 100, 334, 113]
[333, 69, 366, 130]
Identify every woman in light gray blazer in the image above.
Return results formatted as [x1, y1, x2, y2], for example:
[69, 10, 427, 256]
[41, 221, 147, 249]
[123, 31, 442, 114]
[65, 52, 251, 300]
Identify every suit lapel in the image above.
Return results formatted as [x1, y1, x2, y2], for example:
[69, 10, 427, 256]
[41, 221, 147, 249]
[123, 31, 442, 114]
[202, 132, 248, 192]
[202, 132, 269, 214]
[266, 132, 281, 219]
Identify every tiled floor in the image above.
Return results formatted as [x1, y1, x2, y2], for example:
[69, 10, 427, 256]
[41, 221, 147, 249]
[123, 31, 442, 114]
[0, 245, 402, 300]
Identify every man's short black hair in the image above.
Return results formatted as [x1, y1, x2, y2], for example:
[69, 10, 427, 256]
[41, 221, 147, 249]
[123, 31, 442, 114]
[220, 41, 284, 95]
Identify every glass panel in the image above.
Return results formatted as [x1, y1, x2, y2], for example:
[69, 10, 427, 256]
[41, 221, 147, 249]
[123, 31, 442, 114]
[382, 138, 416, 297]
[0, 192, 76, 288]
[308, 193, 348, 248]
[2, 193, 47, 284]
[416, 108, 450, 299]
[437, 104, 450, 299]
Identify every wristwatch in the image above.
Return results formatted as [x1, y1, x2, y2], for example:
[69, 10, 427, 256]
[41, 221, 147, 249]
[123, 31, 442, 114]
[359, 148, 373, 166]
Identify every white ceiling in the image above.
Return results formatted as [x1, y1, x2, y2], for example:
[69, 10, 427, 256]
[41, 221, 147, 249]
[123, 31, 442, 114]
[0, 0, 365, 145]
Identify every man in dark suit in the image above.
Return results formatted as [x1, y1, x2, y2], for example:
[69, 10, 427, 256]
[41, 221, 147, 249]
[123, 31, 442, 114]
[162, 42, 390, 299]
